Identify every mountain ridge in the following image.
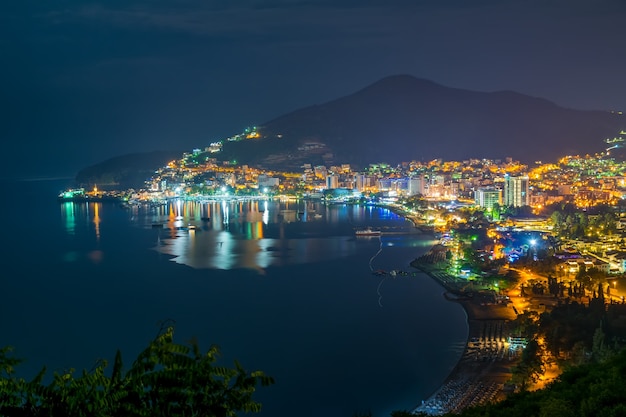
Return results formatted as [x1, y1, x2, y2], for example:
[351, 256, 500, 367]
[219, 74, 623, 169]
[77, 75, 625, 186]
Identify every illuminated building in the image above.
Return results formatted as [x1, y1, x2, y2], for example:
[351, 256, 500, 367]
[475, 187, 502, 210]
[326, 175, 339, 189]
[377, 178, 392, 191]
[503, 174, 529, 207]
[258, 174, 279, 188]
[408, 176, 426, 196]
[355, 174, 367, 191]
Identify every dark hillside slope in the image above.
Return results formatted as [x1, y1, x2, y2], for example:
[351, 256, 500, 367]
[75, 150, 183, 189]
[221, 75, 624, 169]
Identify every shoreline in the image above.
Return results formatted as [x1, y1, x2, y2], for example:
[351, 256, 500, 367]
[409, 252, 518, 416]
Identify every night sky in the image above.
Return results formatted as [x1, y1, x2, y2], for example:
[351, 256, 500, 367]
[3, 1, 626, 179]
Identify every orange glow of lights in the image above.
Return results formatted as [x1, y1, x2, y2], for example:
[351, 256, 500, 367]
[94, 202, 101, 241]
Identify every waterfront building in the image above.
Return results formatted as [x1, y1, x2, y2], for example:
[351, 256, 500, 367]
[355, 174, 367, 192]
[377, 178, 392, 191]
[326, 174, 339, 189]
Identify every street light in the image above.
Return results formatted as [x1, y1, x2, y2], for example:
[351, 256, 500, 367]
[529, 239, 537, 261]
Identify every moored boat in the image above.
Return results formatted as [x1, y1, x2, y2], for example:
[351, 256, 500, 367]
[355, 227, 382, 236]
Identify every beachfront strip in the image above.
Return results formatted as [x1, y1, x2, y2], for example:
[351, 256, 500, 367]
[412, 321, 513, 415]
[415, 376, 502, 415]
[411, 252, 519, 416]
[412, 315, 515, 415]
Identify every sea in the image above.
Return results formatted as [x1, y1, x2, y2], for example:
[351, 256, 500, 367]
[0, 178, 468, 417]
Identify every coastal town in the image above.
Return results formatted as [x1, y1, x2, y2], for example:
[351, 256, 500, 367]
[57, 130, 626, 416]
[10, 0, 626, 414]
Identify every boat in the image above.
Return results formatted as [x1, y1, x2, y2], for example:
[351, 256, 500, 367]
[355, 227, 382, 236]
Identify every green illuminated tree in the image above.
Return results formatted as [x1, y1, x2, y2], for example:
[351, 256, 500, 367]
[549, 210, 564, 235]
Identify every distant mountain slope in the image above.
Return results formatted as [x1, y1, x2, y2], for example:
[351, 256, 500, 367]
[75, 150, 183, 189]
[220, 75, 624, 169]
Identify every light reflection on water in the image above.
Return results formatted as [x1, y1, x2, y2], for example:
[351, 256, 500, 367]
[3, 179, 468, 417]
[60, 201, 77, 234]
[145, 199, 388, 272]
[160, 231, 358, 272]
[101, 198, 424, 273]
[58, 198, 425, 273]
[60, 201, 102, 239]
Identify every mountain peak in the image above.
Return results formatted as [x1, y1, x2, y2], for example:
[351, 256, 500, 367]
[367, 74, 442, 88]
[348, 74, 452, 99]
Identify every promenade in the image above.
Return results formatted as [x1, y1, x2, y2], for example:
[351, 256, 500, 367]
[410, 249, 518, 416]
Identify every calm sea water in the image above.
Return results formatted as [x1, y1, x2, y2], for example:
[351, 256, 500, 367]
[0, 178, 468, 417]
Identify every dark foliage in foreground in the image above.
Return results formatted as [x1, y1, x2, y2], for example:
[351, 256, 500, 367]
[0, 327, 273, 417]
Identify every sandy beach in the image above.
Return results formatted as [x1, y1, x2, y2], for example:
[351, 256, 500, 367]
[410, 248, 519, 416]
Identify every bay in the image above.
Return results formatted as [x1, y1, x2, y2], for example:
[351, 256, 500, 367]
[0, 178, 468, 417]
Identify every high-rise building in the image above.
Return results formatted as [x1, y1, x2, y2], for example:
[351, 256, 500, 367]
[503, 174, 529, 207]
[355, 174, 367, 192]
[377, 178, 392, 191]
[475, 187, 502, 210]
[407, 176, 426, 196]
[326, 175, 339, 190]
